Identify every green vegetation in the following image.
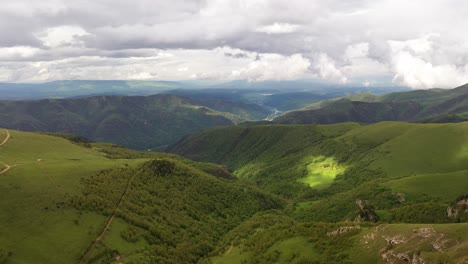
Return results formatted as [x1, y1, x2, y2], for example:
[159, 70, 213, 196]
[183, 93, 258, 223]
[0, 129, 284, 263]
[274, 83, 468, 125]
[299, 156, 347, 188]
[3, 103, 468, 263]
[169, 122, 468, 224]
[0, 94, 270, 150]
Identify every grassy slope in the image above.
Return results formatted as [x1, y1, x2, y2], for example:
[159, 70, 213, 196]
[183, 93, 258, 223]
[0, 129, 283, 263]
[0, 130, 146, 263]
[205, 212, 468, 264]
[169, 122, 468, 223]
[274, 83, 468, 125]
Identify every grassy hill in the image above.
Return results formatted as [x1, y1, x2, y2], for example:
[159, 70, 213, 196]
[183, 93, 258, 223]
[2, 122, 468, 263]
[168, 122, 468, 222]
[0, 129, 283, 263]
[203, 211, 468, 264]
[275, 83, 468, 124]
[0, 94, 270, 150]
[168, 121, 468, 263]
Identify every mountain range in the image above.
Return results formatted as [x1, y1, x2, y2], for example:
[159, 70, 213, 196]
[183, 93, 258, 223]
[274, 83, 468, 124]
[1, 81, 468, 263]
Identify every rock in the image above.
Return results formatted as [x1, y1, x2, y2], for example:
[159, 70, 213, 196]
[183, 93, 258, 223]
[447, 196, 468, 218]
[412, 227, 434, 238]
[355, 199, 379, 222]
[327, 225, 361, 236]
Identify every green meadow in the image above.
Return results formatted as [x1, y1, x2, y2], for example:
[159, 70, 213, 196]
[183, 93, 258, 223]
[299, 156, 347, 188]
[2, 120, 468, 263]
[0, 130, 150, 263]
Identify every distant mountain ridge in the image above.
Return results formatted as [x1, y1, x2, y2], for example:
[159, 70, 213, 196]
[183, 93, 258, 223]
[274, 83, 468, 124]
[0, 94, 269, 149]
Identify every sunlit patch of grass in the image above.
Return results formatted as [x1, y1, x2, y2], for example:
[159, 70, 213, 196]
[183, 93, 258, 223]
[298, 156, 346, 188]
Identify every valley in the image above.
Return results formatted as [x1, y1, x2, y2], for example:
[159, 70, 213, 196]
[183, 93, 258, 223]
[2, 0, 468, 263]
[1, 83, 468, 264]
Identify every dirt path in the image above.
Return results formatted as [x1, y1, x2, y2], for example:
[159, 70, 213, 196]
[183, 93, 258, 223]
[0, 129, 10, 146]
[80, 172, 137, 264]
[0, 161, 12, 175]
[0, 129, 13, 175]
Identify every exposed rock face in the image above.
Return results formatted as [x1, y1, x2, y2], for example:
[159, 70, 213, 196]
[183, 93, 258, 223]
[413, 227, 435, 238]
[327, 225, 361, 236]
[376, 227, 455, 264]
[355, 199, 379, 222]
[396, 192, 406, 204]
[447, 197, 468, 218]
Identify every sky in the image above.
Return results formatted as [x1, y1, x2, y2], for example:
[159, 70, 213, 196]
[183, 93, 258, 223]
[1, 0, 468, 89]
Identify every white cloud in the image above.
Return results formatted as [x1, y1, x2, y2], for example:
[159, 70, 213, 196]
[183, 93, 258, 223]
[0, 46, 40, 60]
[37, 26, 89, 48]
[1, 0, 468, 88]
[231, 53, 310, 81]
[312, 53, 347, 83]
[389, 35, 468, 88]
[391, 50, 468, 89]
[255, 23, 300, 34]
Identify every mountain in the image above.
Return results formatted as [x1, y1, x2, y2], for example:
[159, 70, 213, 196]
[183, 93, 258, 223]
[168, 121, 468, 262]
[0, 80, 187, 100]
[0, 129, 283, 263]
[2, 122, 468, 263]
[0, 80, 407, 108]
[274, 83, 468, 124]
[169, 122, 468, 222]
[167, 84, 409, 112]
[0, 94, 270, 150]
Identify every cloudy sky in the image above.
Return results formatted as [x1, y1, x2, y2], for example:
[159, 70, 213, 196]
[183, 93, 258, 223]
[1, 0, 468, 89]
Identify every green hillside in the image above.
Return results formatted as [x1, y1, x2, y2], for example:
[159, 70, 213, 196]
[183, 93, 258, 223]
[275, 83, 468, 124]
[203, 211, 468, 264]
[0, 129, 283, 263]
[0, 94, 269, 150]
[169, 122, 468, 223]
[168, 122, 468, 263]
[2, 121, 468, 263]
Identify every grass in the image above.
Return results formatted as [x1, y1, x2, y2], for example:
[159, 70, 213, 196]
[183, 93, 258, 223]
[210, 247, 248, 264]
[0, 130, 150, 263]
[383, 170, 468, 202]
[349, 223, 468, 264]
[0, 129, 6, 143]
[170, 121, 468, 224]
[265, 237, 321, 263]
[298, 156, 346, 188]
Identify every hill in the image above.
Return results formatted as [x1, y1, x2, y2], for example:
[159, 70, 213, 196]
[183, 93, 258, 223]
[168, 121, 468, 262]
[274, 83, 468, 124]
[168, 122, 468, 223]
[0, 80, 185, 100]
[1, 124, 467, 263]
[0, 129, 283, 263]
[0, 94, 269, 150]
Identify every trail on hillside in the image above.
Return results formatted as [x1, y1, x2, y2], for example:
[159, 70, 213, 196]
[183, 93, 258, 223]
[0, 129, 10, 146]
[80, 172, 137, 264]
[0, 129, 13, 175]
[0, 161, 12, 175]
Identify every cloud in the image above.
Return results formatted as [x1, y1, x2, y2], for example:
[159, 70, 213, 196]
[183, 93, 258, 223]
[37, 26, 89, 48]
[0, 0, 468, 88]
[312, 53, 347, 83]
[389, 35, 468, 88]
[255, 23, 300, 34]
[231, 53, 311, 81]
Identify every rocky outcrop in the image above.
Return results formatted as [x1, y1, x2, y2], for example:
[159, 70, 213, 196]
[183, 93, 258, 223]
[447, 196, 468, 218]
[355, 199, 379, 222]
[327, 225, 361, 236]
